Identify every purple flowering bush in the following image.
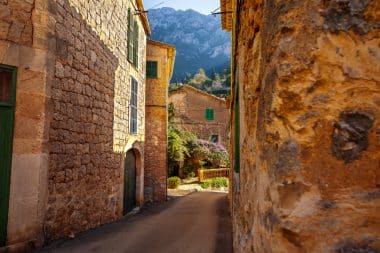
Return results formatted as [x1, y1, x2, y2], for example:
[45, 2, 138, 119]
[197, 139, 229, 168]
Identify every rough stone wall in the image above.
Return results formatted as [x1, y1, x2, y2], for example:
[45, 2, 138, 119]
[144, 41, 173, 202]
[0, 0, 52, 248]
[45, 0, 147, 241]
[169, 86, 229, 147]
[61, 0, 147, 152]
[231, 0, 380, 252]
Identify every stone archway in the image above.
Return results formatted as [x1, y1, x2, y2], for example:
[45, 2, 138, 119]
[123, 149, 136, 214]
[122, 146, 144, 215]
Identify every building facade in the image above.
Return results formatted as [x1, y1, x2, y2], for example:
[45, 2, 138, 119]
[144, 39, 175, 203]
[221, 0, 380, 252]
[168, 84, 230, 147]
[0, 0, 150, 250]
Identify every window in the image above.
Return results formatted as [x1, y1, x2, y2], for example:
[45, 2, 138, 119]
[146, 61, 158, 78]
[210, 135, 219, 143]
[133, 20, 139, 66]
[128, 9, 139, 67]
[130, 77, 138, 134]
[205, 108, 214, 121]
[0, 68, 13, 105]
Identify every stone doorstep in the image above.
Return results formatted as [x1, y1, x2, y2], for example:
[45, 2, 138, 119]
[0, 239, 38, 253]
[125, 207, 140, 216]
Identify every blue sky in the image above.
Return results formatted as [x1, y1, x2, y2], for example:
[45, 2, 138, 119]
[143, 0, 220, 15]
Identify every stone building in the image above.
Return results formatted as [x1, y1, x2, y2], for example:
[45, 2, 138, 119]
[144, 39, 175, 203]
[221, 0, 380, 252]
[169, 84, 230, 147]
[0, 0, 151, 250]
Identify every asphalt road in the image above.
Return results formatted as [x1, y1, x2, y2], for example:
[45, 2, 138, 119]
[36, 192, 232, 253]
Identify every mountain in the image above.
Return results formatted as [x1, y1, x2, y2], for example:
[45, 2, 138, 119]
[147, 8, 231, 82]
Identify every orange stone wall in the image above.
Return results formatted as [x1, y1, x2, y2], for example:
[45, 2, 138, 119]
[1, 0, 149, 249]
[144, 40, 175, 202]
[228, 0, 380, 252]
[0, 0, 51, 249]
[169, 85, 230, 147]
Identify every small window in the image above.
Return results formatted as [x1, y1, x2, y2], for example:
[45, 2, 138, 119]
[130, 77, 138, 134]
[0, 67, 14, 105]
[146, 61, 158, 78]
[205, 108, 214, 121]
[210, 135, 219, 143]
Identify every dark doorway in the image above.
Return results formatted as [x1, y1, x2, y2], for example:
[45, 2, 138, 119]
[0, 65, 16, 246]
[123, 150, 136, 214]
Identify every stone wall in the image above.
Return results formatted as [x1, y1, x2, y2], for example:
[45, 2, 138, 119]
[144, 40, 175, 202]
[61, 0, 147, 152]
[169, 85, 229, 147]
[0, 0, 51, 249]
[229, 0, 380, 252]
[0, 0, 149, 249]
[45, 0, 148, 241]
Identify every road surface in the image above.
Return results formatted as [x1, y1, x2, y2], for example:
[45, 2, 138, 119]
[36, 192, 232, 253]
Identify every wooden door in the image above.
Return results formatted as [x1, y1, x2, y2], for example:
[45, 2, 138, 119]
[123, 150, 136, 214]
[0, 65, 16, 246]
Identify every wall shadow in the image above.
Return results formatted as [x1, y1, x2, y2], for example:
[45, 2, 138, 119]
[214, 194, 233, 253]
[46, 0, 121, 243]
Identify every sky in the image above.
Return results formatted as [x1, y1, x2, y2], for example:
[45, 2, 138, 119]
[143, 0, 220, 15]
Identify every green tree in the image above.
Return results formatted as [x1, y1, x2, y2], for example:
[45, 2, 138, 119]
[168, 125, 189, 176]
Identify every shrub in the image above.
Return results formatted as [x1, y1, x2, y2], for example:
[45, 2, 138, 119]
[211, 177, 228, 188]
[187, 172, 196, 178]
[197, 139, 229, 168]
[168, 124, 201, 177]
[167, 177, 181, 189]
[200, 181, 211, 189]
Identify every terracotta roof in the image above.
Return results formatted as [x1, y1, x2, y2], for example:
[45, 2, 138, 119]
[147, 39, 176, 80]
[170, 84, 226, 102]
[136, 0, 151, 35]
[148, 39, 175, 50]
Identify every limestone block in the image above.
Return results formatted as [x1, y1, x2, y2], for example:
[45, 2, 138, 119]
[7, 153, 48, 244]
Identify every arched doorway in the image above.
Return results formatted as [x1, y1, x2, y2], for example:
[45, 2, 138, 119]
[123, 149, 136, 214]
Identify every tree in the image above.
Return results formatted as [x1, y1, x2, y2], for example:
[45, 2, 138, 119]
[198, 68, 206, 76]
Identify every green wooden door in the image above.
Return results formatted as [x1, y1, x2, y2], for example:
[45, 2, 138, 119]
[0, 65, 16, 247]
[123, 150, 136, 215]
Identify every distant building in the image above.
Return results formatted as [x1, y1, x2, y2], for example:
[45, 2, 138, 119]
[169, 85, 229, 147]
[144, 39, 176, 203]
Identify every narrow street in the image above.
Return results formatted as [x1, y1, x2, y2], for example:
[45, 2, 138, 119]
[36, 192, 232, 253]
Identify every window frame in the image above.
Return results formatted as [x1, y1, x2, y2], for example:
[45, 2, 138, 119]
[205, 108, 215, 121]
[0, 65, 16, 107]
[127, 9, 134, 64]
[127, 9, 139, 68]
[129, 77, 138, 135]
[146, 61, 158, 79]
[133, 20, 139, 67]
[210, 134, 219, 143]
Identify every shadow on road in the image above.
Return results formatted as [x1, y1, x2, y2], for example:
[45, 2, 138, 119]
[214, 195, 233, 253]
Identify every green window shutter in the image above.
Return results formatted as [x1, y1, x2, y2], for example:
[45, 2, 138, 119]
[146, 61, 158, 78]
[133, 21, 139, 67]
[205, 108, 214, 121]
[234, 84, 240, 173]
[130, 77, 138, 134]
[0, 65, 17, 246]
[128, 9, 134, 63]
